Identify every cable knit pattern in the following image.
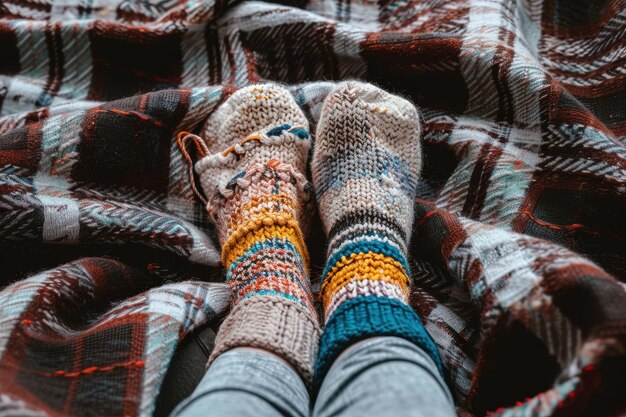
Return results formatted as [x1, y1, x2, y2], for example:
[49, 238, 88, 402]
[195, 84, 320, 384]
[312, 81, 442, 385]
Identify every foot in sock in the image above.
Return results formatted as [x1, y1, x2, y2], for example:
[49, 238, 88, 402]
[312, 81, 442, 384]
[195, 84, 320, 385]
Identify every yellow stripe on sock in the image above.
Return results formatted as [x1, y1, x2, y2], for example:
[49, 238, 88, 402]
[222, 215, 309, 269]
[321, 252, 409, 309]
[227, 193, 298, 231]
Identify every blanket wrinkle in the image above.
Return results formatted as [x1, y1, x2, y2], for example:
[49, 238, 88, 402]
[0, 0, 625, 416]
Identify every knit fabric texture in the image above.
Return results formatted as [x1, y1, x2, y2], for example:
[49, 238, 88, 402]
[312, 82, 441, 384]
[195, 84, 320, 384]
[2, 2, 626, 416]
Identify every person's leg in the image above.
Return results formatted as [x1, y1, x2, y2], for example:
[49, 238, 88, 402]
[171, 348, 309, 417]
[173, 84, 319, 417]
[314, 337, 454, 417]
[311, 81, 456, 416]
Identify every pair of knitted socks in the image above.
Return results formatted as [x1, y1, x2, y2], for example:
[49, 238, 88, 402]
[195, 81, 442, 387]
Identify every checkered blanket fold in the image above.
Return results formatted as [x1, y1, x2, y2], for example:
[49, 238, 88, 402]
[0, 0, 625, 416]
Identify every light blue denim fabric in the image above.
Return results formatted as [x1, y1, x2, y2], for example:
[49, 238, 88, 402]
[171, 337, 455, 417]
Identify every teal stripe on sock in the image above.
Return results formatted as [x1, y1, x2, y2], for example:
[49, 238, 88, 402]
[314, 296, 443, 390]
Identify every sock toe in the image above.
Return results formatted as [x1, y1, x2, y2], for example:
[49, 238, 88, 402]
[312, 82, 422, 247]
[317, 81, 421, 156]
[196, 83, 311, 214]
[203, 83, 309, 154]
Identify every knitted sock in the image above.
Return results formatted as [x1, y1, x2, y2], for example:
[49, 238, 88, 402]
[195, 84, 320, 384]
[312, 81, 443, 385]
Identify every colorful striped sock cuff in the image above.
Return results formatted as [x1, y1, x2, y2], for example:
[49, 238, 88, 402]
[214, 160, 315, 310]
[226, 235, 315, 312]
[205, 161, 320, 381]
[320, 231, 411, 313]
[316, 234, 444, 386]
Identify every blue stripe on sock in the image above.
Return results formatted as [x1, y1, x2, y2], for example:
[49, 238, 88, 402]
[226, 238, 306, 280]
[241, 290, 303, 304]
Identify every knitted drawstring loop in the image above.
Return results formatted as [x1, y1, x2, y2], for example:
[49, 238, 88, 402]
[177, 131, 210, 206]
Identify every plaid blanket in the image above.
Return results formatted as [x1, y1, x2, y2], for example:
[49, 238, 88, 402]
[1, 0, 625, 416]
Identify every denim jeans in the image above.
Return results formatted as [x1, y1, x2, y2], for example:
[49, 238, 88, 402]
[171, 336, 456, 417]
